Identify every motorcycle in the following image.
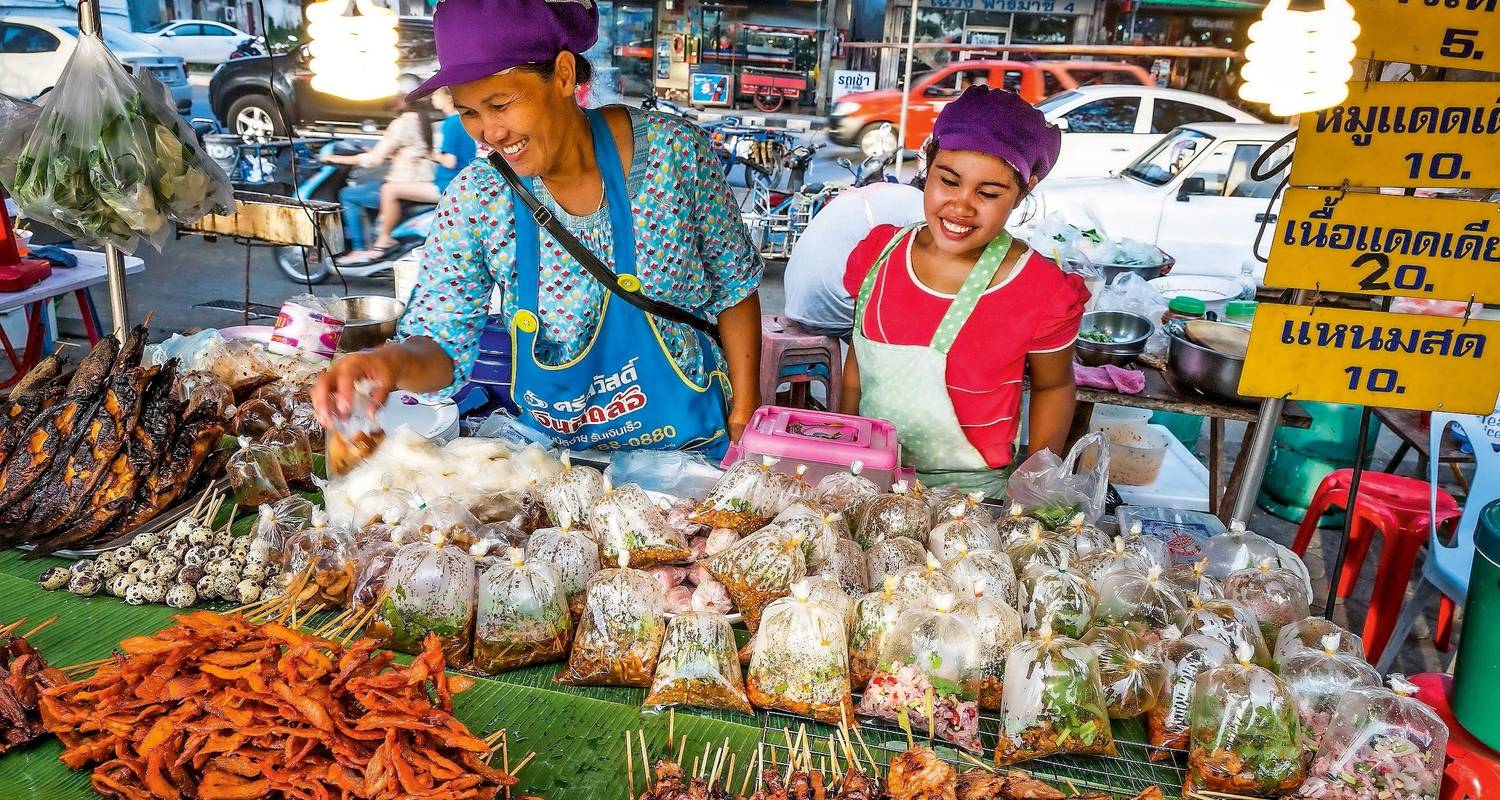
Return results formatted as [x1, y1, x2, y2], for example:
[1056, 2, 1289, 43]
[229, 38, 263, 59]
[274, 139, 435, 284]
[835, 122, 900, 188]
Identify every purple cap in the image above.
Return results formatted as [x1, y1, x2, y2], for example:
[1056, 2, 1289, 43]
[930, 86, 1062, 185]
[406, 0, 600, 102]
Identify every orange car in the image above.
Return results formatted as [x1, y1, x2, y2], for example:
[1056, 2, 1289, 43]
[829, 59, 1152, 155]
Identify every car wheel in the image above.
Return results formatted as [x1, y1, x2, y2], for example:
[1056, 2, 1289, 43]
[275, 245, 331, 284]
[857, 122, 899, 158]
[227, 94, 285, 142]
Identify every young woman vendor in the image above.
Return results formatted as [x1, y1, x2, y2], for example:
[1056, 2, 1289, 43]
[839, 87, 1087, 494]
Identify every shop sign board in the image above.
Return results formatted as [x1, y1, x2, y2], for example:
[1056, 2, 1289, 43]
[690, 73, 732, 107]
[921, 0, 1097, 15]
[832, 70, 876, 100]
[1288, 82, 1500, 189]
[1265, 188, 1500, 304]
[1351, 0, 1500, 73]
[1238, 303, 1500, 414]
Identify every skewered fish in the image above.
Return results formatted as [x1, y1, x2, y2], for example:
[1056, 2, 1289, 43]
[0, 348, 64, 462]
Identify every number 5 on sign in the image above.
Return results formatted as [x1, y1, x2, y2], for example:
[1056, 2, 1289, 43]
[1239, 304, 1500, 414]
[1351, 0, 1500, 72]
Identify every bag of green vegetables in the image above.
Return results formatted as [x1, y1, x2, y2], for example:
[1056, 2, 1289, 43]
[994, 621, 1117, 765]
[1186, 640, 1308, 796]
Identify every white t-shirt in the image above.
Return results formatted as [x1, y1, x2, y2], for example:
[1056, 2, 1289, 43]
[783, 183, 925, 335]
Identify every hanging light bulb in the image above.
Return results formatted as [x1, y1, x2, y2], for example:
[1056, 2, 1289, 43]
[306, 0, 400, 101]
[1238, 0, 1359, 117]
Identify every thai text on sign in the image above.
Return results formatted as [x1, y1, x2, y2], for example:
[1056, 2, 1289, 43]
[1265, 188, 1500, 303]
[1351, 0, 1499, 72]
[1288, 82, 1500, 189]
[1238, 304, 1500, 414]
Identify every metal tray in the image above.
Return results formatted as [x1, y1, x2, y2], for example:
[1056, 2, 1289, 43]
[17, 481, 227, 561]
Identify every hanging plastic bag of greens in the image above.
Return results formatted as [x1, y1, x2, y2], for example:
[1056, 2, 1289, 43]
[1163, 558, 1222, 601]
[1081, 625, 1165, 719]
[1095, 565, 1190, 636]
[367, 530, 476, 664]
[260, 413, 314, 488]
[472, 548, 572, 673]
[772, 501, 847, 569]
[943, 546, 1018, 608]
[995, 502, 1045, 550]
[1180, 596, 1272, 666]
[961, 578, 1022, 712]
[858, 592, 984, 753]
[865, 537, 927, 588]
[1298, 676, 1448, 800]
[746, 580, 855, 725]
[1004, 523, 1076, 574]
[854, 482, 931, 549]
[643, 595, 753, 715]
[525, 521, 601, 621]
[994, 622, 1117, 765]
[802, 574, 857, 638]
[1020, 559, 1098, 639]
[813, 537, 869, 598]
[691, 455, 784, 533]
[1147, 625, 1234, 759]
[705, 525, 806, 632]
[1054, 513, 1112, 557]
[1003, 432, 1109, 528]
[227, 436, 292, 507]
[589, 482, 694, 568]
[812, 461, 881, 513]
[1281, 633, 1382, 748]
[1221, 558, 1312, 644]
[556, 554, 667, 687]
[539, 453, 608, 529]
[850, 577, 908, 691]
[351, 474, 417, 530]
[1186, 640, 1308, 796]
[928, 503, 1002, 563]
[1274, 616, 1365, 669]
[890, 553, 959, 604]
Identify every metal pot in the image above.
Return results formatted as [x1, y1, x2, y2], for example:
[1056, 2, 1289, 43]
[1167, 321, 1253, 404]
[1099, 252, 1175, 284]
[1075, 310, 1153, 367]
[326, 295, 406, 352]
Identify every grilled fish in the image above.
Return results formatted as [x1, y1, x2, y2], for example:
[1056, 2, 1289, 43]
[112, 418, 225, 534]
[0, 349, 66, 465]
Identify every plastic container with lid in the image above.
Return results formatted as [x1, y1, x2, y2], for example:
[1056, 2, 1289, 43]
[1089, 404, 1152, 445]
[722, 405, 903, 489]
[1224, 300, 1257, 326]
[1162, 296, 1206, 323]
[1108, 427, 1171, 486]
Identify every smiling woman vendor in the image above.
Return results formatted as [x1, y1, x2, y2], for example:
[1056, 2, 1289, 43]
[313, 0, 762, 457]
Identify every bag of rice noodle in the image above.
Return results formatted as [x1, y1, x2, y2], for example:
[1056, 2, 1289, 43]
[1095, 565, 1190, 636]
[1180, 596, 1272, 666]
[745, 580, 855, 724]
[1055, 513, 1112, 557]
[1004, 524, 1076, 574]
[525, 521, 601, 621]
[643, 596, 753, 714]
[1186, 641, 1308, 796]
[928, 503, 1002, 563]
[772, 500, 847, 569]
[813, 537, 869, 598]
[1222, 558, 1313, 645]
[539, 452, 608, 529]
[857, 592, 983, 752]
[853, 481, 931, 549]
[1298, 677, 1448, 800]
[1162, 558, 1222, 601]
[942, 547, 1018, 609]
[692, 455, 784, 533]
[1020, 559, 1097, 639]
[473, 548, 572, 673]
[995, 622, 1117, 765]
[555, 554, 667, 687]
[367, 530, 475, 664]
[812, 461, 881, 513]
[704, 524, 807, 632]
[961, 578, 1022, 712]
[1280, 633, 1382, 748]
[1274, 616, 1365, 669]
[850, 576, 908, 691]
[865, 537, 927, 588]
[588, 482, 694, 568]
[890, 553, 959, 604]
[1147, 625, 1234, 759]
[1081, 625, 1166, 719]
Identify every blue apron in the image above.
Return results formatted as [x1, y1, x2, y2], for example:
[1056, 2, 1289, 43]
[509, 108, 730, 458]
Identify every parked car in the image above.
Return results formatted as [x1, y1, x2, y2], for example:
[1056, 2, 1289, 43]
[1027, 123, 1294, 278]
[136, 19, 256, 65]
[0, 15, 192, 113]
[1036, 86, 1261, 182]
[829, 59, 1152, 155]
[208, 16, 436, 139]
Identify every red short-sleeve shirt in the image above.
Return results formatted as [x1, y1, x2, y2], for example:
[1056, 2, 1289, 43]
[844, 224, 1089, 469]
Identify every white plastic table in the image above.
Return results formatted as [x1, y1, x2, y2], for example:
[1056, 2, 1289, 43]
[0, 248, 145, 385]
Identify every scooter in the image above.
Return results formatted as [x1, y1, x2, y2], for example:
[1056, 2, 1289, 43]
[834, 122, 900, 188]
[274, 139, 436, 283]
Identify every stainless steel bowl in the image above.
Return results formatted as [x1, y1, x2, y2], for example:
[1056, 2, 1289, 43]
[1099, 252, 1176, 284]
[327, 295, 406, 352]
[1075, 310, 1154, 367]
[1167, 321, 1253, 403]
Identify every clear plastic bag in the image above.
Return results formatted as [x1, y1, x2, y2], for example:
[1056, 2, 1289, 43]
[279, 511, 357, 607]
[772, 501, 847, 569]
[604, 448, 722, 498]
[692, 456, 783, 533]
[539, 453, 608, 530]
[1180, 596, 1272, 663]
[853, 482, 931, 549]
[745, 580, 855, 725]
[961, 578, 1022, 712]
[812, 462, 881, 513]
[996, 503, 1045, 550]
[351, 527, 404, 611]
[555, 555, 667, 687]
[473, 548, 572, 673]
[259, 413, 314, 486]
[1081, 625, 1165, 719]
[771, 464, 817, 512]
[367, 532, 476, 664]
[326, 379, 385, 476]
[865, 537, 927, 588]
[1280, 634, 1382, 747]
[1222, 559, 1313, 644]
[588, 482, 694, 568]
[1092, 272, 1171, 355]
[704, 525, 807, 632]
[1020, 561, 1098, 639]
[400, 497, 486, 551]
[250, 496, 314, 563]
[1004, 525, 1077, 574]
[644, 599, 753, 714]
[1186, 642, 1308, 796]
[1077, 537, 1153, 584]
[813, 538, 869, 598]
[227, 436, 291, 507]
[942, 548, 1018, 609]
[1298, 677, 1449, 800]
[858, 593, 983, 752]
[1163, 558, 1222, 601]
[890, 554, 959, 604]
[1274, 616, 1365, 668]
[1117, 521, 1172, 568]
[850, 577, 909, 691]
[525, 522, 601, 621]
[1095, 565, 1190, 635]
[1004, 432, 1109, 527]
[802, 574, 857, 633]
[926, 489, 996, 529]
[1055, 513, 1112, 557]
[1147, 625, 1234, 757]
[351, 475, 417, 530]
[995, 623, 1117, 765]
[928, 504, 1002, 563]
[1201, 520, 1282, 579]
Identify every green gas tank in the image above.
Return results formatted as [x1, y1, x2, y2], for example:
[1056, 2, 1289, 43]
[1257, 401, 1379, 526]
[1453, 498, 1500, 751]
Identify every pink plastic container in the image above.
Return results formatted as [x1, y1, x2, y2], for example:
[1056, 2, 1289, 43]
[721, 405, 905, 489]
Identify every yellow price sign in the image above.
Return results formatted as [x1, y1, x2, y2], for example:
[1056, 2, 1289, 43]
[1289, 82, 1500, 189]
[1239, 304, 1500, 413]
[1265, 188, 1500, 303]
[1352, 0, 1500, 72]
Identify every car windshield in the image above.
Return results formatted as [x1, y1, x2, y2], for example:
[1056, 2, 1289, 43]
[1036, 90, 1081, 113]
[60, 25, 161, 53]
[141, 21, 172, 33]
[1121, 128, 1214, 186]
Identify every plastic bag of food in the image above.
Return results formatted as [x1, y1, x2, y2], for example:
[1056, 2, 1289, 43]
[644, 598, 753, 714]
[926, 489, 996, 528]
[525, 522, 601, 621]
[853, 482, 931, 549]
[250, 496, 314, 563]
[259, 413, 313, 487]
[890, 554, 959, 603]
[1298, 677, 1448, 800]
[928, 504, 1002, 563]
[813, 537, 869, 598]
[1004, 524, 1076, 574]
[226, 436, 291, 507]
[772, 501, 847, 569]
[943, 547, 1018, 608]
[1095, 565, 1190, 635]
[812, 461, 881, 513]
[858, 593, 983, 752]
[1081, 625, 1165, 719]
[1076, 537, 1153, 584]
[539, 453, 608, 529]
[1020, 561, 1098, 639]
[704, 525, 807, 632]
[1118, 521, 1172, 568]
[351, 475, 417, 529]
[351, 526, 404, 611]
[588, 482, 694, 568]
[850, 577, 907, 690]
[961, 578, 1022, 712]
[691, 455, 783, 533]
[1055, 513, 1112, 557]
[771, 464, 817, 512]
[1004, 432, 1109, 527]
[865, 537, 927, 588]
[603, 448, 722, 498]
[1180, 597, 1272, 666]
[745, 580, 855, 724]
[995, 623, 1117, 765]
[279, 510, 358, 607]
[326, 379, 386, 476]
[1201, 520, 1282, 579]
[473, 547, 572, 673]
[1163, 558, 1222, 601]
[1147, 625, 1234, 758]
[1281, 633, 1382, 747]
[556, 555, 667, 686]
[400, 496, 486, 551]
[802, 574, 857, 633]
[367, 531, 476, 663]
[1274, 616, 1365, 668]
[1222, 559, 1312, 643]
[1186, 641, 1308, 795]
[996, 503, 1045, 550]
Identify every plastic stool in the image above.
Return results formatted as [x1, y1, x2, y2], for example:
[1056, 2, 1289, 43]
[1291, 469, 1462, 658]
[1410, 673, 1500, 800]
[760, 315, 841, 412]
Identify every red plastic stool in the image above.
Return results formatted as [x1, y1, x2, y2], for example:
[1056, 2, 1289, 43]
[1291, 469, 1463, 658]
[1410, 673, 1500, 800]
[760, 315, 841, 412]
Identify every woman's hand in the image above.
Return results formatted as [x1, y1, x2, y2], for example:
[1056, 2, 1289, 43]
[312, 347, 402, 426]
[728, 404, 753, 442]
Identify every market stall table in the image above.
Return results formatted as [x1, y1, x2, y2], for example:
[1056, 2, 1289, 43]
[0, 249, 145, 387]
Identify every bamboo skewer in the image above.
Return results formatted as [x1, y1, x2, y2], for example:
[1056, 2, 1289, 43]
[725, 753, 736, 792]
[625, 731, 635, 800]
[851, 724, 877, 773]
[637, 729, 651, 783]
[675, 735, 687, 767]
[0, 617, 29, 638]
[691, 757, 699, 780]
[511, 752, 535, 777]
[739, 755, 755, 797]
[700, 742, 710, 777]
[668, 708, 674, 744]
[21, 615, 59, 639]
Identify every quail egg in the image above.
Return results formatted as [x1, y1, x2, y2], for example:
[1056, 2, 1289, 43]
[133, 531, 162, 552]
[94, 558, 121, 581]
[127, 559, 150, 575]
[111, 546, 140, 566]
[183, 546, 208, 568]
[147, 545, 172, 561]
[234, 580, 261, 604]
[137, 582, 167, 604]
[68, 574, 101, 596]
[176, 565, 205, 586]
[69, 558, 96, 577]
[136, 566, 158, 585]
[106, 574, 134, 597]
[222, 558, 244, 575]
[153, 556, 182, 575]
[187, 527, 213, 547]
[213, 530, 234, 549]
[196, 574, 218, 599]
[165, 584, 197, 609]
[207, 545, 231, 562]
[241, 562, 269, 582]
[165, 531, 189, 551]
[260, 582, 286, 601]
[248, 539, 271, 560]
[38, 566, 70, 590]
[212, 573, 239, 600]
[124, 583, 148, 605]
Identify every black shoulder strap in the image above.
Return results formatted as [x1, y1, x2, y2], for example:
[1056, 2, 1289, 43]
[488, 152, 722, 345]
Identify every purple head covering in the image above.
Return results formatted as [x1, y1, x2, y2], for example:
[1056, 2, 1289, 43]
[930, 86, 1062, 185]
[406, 0, 600, 102]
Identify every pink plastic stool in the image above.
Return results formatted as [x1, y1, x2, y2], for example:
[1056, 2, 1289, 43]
[760, 315, 841, 411]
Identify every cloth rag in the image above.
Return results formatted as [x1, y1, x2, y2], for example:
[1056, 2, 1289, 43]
[1074, 363, 1146, 394]
[26, 246, 77, 269]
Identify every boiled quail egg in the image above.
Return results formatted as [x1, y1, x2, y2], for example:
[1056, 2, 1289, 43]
[106, 573, 134, 597]
[222, 558, 244, 575]
[124, 583, 148, 605]
[165, 583, 197, 609]
[241, 561, 268, 582]
[94, 558, 121, 581]
[171, 517, 196, 537]
[111, 546, 140, 566]
[176, 565, 205, 586]
[133, 532, 162, 552]
[196, 574, 218, 599]
[38, 566, 70, 590]
[183, 546, 208, 568]
[136, 566, 158, 585]
[187, 527, 213, 547]
[69, 558, 96, 577]
[206, 545, 230, 562]
[67, 574, 101, 596]
[248, 539, 271, 560]
[212, 573, 239, 600]
[153, 556, 182, 576]
[137, 582, 167, 604]
[127, 559, 150, 575]
[234, 580, 261, 604]
[259, 581, 286, 601]
[213, 530, 233, 549]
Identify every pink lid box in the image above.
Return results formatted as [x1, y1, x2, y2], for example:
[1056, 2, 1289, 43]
[722, 406, 904, 486]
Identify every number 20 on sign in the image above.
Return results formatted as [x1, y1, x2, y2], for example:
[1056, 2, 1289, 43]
[1239, 304, 1500, 414]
